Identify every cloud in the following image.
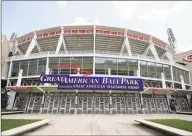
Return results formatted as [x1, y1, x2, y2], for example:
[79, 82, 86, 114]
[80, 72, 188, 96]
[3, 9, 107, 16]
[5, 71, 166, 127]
[172, 1, 188, 14]
[112, 1, 188, 21]
[70, 17, 100, 25]
[57, 1, 67, 8]
[137, 8, 172, 20]
[112, 1, 139, 20]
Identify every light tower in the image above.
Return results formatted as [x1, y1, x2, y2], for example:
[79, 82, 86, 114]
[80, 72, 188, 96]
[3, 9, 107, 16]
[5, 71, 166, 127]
[8, 32, 17, 55]
[167, 28, 176, 52]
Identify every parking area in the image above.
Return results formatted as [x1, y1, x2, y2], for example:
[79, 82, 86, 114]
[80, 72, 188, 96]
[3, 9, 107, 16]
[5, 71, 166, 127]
[2, 114, 192, 135]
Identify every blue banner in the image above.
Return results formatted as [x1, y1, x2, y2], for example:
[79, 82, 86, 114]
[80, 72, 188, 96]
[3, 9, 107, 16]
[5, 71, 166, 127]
[39, 75, 143, 91]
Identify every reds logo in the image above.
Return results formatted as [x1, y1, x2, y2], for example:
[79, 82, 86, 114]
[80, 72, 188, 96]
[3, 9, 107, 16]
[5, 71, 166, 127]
[184, 54, 192, 62]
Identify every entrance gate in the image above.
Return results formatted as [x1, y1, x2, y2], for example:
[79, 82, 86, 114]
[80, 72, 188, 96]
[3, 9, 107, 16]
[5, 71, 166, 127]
[142, 94, 156, 114]
[13, 92, 191, 114]
[59, 93, 76, 114]
[13, 93, 30, 112]
[176, 96, 190, 112]
[27, 93, 42, 113]
[94, 93, 110, 114]
[125, 93, 141, 114]
[111, 93, 126, 114]
[154, 94, 168, 114]
[42, 93, 60, 114]
[77, 93, 93, 114]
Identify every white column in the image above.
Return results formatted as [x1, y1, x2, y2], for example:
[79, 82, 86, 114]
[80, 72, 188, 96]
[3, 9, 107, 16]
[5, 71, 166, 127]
[40, 92, 45, 114]
[120, 29, 132, 56]
[45, 57, 50, 86]
[137, 60, 140, 77]
[93, 25, 96, 75]
[46, 57, 49, 74]
[170, 65, 174, 89]
[77, 67, 80, 75]
[108, 68, 111, 75]
[8, 61, 13, 78]
[161, 72, 166, 89]
[25, 33, 38, 57]
[55, 26, 68, 54]
[109, 93, 112, 114]
[140, 92, 144, 114]
[180, 75, 186, 90]
[108, 68, 112, 114]
[6, 91, 16, 110]
[74, 90, 78, 114]
[7, 61, 13, 86]
[186, 94, 191, 109]
[140, 93, 143, 105]
[149, 36, 160, 61]
[166, 94, 172, 112]
[16, 69, 23, 86]
[6, 67, 22, 110]
[189, 71, 192, 86]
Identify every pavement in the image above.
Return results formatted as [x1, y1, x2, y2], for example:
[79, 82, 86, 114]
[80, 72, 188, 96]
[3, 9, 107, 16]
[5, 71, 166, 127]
[2, 114, 192, 135]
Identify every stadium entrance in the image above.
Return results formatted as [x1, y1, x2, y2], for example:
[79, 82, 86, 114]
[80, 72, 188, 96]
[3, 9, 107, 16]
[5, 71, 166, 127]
[8, 73, 191, 114]
[10, 87, 191, 114]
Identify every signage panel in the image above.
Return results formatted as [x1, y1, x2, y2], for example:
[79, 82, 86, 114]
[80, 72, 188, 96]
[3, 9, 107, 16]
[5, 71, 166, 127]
[39, 75, 143, 91]
[184, 54, 192, 62]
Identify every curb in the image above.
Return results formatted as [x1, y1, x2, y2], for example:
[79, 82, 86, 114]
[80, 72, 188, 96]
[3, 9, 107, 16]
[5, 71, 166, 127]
[176, 112, 192, 115]
[1, 111, 24, 115]
[134, 119, 192, 136]
[2, 119, 52, 136]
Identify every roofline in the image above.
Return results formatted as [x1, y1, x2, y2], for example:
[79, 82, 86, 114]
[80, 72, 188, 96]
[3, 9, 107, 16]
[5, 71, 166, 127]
[15, 25, 169, 45]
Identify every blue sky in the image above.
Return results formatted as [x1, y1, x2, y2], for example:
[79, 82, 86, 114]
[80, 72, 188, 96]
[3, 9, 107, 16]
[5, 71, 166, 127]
[2, 1, 192, 53]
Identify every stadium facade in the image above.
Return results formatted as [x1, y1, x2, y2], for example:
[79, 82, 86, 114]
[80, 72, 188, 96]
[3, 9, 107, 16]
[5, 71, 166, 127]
[5, 25, 192, 114]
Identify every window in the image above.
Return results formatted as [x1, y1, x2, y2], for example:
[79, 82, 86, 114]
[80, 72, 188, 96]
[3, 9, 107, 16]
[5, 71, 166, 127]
[71, 57, 82, 74]
[140, 61, 147, 77]
[82, 57, 93, 74]
[176, 68, 181, 82]
[105, 58, 117, 75]
[180, 69, 190, 84]
[37, 58, 46, 75]
[185, 71, 190, 84]
[95, 57, 106, 75]
[49, 57, 59, 74]
[117, 58, 128, 76]
[173, 67, 177, 81]
[128, 60, 138, 76]
[147, 62, 156, 78]
[20, 60, 29, 76]
[28, 59, 38, 76]
[11, 61, 20, 77]
[163, 64, 171, 80]
[156, 63, 163, 79]
[59, 57, 70, 74]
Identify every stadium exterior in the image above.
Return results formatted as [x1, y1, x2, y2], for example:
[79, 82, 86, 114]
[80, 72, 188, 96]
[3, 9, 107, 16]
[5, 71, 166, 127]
[5, 25, 192, 114]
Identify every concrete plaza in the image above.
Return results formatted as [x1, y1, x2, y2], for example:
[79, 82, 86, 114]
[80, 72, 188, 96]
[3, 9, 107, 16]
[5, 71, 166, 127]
[2, 114, 192, 135]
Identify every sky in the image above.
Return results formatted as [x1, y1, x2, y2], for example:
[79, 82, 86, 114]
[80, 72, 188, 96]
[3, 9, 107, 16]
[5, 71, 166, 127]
[2, 1, 192, 53]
